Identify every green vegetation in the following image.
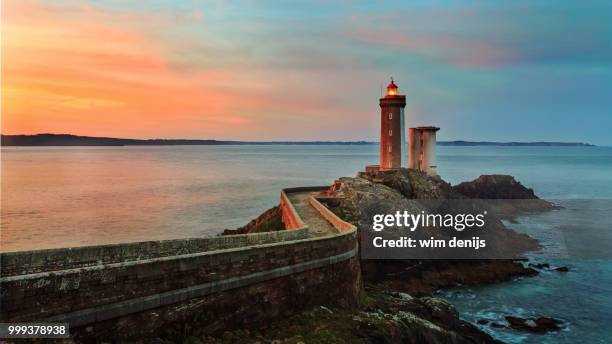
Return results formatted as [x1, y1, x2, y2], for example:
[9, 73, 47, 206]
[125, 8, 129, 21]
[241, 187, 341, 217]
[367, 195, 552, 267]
[326, 204, 347, 221]
[252, 213, 285, 233]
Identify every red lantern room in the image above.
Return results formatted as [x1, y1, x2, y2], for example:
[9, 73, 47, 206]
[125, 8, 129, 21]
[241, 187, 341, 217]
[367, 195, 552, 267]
[386, 78, 399, 97]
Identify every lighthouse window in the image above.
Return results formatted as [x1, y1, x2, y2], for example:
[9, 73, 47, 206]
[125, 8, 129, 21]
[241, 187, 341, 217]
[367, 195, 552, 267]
[388, 113, 393, 120]
[389, 130, 392, 136]
[388, 145, 392, 152]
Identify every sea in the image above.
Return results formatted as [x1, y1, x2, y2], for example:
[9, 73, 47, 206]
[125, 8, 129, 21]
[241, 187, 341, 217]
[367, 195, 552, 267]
[2, 145, 611, 342]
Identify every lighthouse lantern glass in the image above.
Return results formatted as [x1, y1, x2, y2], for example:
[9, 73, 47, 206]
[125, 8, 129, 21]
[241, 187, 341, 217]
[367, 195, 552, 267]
[387, 82, 398, 96]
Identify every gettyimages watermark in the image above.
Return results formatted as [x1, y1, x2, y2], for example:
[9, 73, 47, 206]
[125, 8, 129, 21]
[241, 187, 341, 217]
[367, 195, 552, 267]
[371, 210, 488, 250]
[360, 199, 612, 259]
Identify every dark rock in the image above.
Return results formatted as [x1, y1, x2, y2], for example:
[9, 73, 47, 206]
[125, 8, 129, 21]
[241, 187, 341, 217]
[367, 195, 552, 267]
[198, 286, 502, 343]
[533, 317, 564, 331]
[369, 260, 539, 297]
[523, 267, 539, 277]
[505, 315, 563, 333]
[477, 319, 489, 325]
[453, 175, 560, 216]
[222, 206, 283, 235]
[327, 169, 542, 294]
[505, 316, 527, 329]
[528, 263, 550, 269]
[454, 175, 538, 199]
[490, 322, 506, 329]
[555, 266, 569, 272]
[362, 168, 457, 200]
[357, 287, 502, 344]
[331, 170, 541, 260]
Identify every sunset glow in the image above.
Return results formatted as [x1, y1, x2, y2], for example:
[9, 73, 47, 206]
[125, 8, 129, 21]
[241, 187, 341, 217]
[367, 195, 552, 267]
[2, 1, 612, 143]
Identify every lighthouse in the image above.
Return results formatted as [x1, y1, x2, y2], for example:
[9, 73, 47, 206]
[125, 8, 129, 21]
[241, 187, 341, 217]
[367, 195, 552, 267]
[362, 78, 440, 178]
[379, 78, 406, 170]
[408, 126, 440, 176]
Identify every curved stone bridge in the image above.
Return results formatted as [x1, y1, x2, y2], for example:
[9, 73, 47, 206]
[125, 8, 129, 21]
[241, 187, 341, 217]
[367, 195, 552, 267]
[0, 186, 361, 340]
[287, 191, 338, 237]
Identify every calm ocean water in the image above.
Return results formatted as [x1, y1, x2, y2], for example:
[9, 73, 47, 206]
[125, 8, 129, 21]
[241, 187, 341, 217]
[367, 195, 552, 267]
[2, 145, 611, 342]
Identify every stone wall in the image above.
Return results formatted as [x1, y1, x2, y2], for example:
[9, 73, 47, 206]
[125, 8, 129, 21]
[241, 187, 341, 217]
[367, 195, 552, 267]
[280, 190, 306, 229]
[73, 254, 362, 341]
[1, 231, 355, 323]
[309, 196, 354, 233]
[0, 188, 362, 341]
[279, 186, 329, 230]
[1, 228, 309, 277]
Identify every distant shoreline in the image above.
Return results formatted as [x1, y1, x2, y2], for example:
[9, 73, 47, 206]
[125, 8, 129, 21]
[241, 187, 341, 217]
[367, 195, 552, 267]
[0, 134, 596, 147]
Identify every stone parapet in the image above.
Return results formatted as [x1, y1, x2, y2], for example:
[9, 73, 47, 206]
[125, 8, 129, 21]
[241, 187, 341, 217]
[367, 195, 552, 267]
[1, 229, 309, 277]
[0, 186, 361, 341]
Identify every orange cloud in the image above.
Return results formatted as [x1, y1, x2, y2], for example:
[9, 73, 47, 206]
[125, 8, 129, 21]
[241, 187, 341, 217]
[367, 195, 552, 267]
[1, 1, 380, 140]
[0, 1, 270, 138]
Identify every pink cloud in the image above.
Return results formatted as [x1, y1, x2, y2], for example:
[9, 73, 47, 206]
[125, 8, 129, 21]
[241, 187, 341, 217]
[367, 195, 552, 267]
[2, 0, 370, 140]
[345, 25, 518, 68]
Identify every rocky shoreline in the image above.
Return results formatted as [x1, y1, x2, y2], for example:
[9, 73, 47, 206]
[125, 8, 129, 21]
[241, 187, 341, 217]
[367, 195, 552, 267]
[195, 284, 503, 344]
[211, 170, 563, 343]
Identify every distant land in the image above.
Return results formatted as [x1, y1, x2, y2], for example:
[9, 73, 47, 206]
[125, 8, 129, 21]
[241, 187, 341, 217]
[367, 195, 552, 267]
[437, 140, 595, 147]
[0, 134, 595, 147]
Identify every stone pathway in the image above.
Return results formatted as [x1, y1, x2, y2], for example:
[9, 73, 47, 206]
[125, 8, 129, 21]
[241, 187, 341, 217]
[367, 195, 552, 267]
[287, 192, 338, 237]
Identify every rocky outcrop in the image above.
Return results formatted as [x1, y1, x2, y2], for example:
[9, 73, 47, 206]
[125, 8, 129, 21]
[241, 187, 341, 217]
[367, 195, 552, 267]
[330, 169, 541, 260]
[453, 175, 560, 216]
[528, 262, 550, 269]
[504, 315, 563, 333]
[222, 206, 283, 235]
[528, 262, 570, 273]
[182, 286, 502, 344]
[366, 260, 538, 297]
[326, 169, 550, 296]
[358, 168, 457, 200]
[351, 287, 503, 344]
[454, 175, 538, 199]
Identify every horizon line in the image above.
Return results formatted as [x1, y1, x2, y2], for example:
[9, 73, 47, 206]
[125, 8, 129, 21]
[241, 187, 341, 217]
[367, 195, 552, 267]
[0, 133, 598, 147]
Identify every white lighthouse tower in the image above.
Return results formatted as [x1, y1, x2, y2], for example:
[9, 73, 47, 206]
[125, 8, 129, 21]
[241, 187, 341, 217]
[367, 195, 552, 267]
[408, 126, 440, 176]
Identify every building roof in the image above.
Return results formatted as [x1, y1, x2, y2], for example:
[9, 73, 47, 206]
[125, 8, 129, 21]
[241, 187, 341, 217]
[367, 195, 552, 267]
[384, 78, 403, 98]
[412, 126, 440, 131]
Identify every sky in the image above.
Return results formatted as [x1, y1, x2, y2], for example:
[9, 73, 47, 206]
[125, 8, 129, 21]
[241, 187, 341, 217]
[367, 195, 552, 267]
[2, 1, 612, 144]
